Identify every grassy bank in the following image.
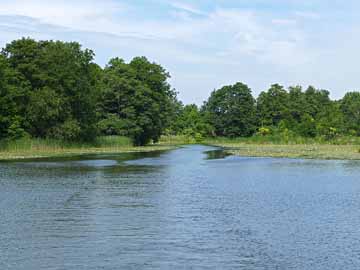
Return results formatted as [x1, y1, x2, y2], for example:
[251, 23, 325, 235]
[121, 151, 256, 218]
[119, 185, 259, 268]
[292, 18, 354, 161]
[3, 135, 360, 161]
[204, 137, 360, 160]
[0, 136, 176, 161]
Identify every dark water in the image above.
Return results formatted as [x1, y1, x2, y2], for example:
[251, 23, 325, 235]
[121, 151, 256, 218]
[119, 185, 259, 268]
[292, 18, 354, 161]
[1, 145, 360, 269]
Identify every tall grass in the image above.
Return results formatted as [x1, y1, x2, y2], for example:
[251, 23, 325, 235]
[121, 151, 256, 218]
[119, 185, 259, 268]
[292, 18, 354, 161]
[159, 135, 197, 145]
[0, 136, 133, 153]
[204, 134, 360, 146]
[0, 136, 178, 160]
[204, 135, 360, 160]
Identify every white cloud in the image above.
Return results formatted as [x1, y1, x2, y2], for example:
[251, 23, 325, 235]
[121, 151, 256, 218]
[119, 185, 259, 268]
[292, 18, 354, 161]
[169, 2, 206, 16]
[0, 0, 127, 30]
[294, 11, 321, 20]
[0, 1, 358, 103]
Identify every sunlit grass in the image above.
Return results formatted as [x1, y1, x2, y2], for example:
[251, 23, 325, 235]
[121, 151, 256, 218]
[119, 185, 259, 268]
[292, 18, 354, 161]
[158, 135, 198, 145]
[0, 136, 174, 161]
[204, 137, 360, 160]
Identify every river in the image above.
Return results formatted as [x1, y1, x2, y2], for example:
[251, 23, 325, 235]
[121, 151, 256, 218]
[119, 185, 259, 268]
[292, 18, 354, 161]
[1, 145, 360, 269]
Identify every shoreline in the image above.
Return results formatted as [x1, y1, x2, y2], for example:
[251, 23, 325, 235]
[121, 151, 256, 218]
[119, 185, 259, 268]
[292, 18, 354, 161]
[2, 141, 360, 161]
[0, 145, 177, 162]
[204, 141, 360, 161]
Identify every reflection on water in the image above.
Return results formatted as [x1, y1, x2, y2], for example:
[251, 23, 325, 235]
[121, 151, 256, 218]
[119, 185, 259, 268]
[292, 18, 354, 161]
[205, 149, 232, 160]
[1, 145, 360, 269]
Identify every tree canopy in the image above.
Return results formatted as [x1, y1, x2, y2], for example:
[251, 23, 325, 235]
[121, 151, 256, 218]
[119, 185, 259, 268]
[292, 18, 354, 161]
[0, 38, 359, 145]
[98, 57, 176, 145]
[202, 82, 257, 137]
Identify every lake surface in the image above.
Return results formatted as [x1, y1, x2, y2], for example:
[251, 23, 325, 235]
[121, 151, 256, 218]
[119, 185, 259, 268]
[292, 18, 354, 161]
[1, 145, 360, 269]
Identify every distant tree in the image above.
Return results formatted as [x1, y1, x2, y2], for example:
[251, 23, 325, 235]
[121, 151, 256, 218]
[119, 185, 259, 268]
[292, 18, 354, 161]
[288, 85, 306, 122]
[341, 92, 360, 135]
[257, 84, 289, 127]
[170, 104, 213, 137]
[203, 82, 257, 137]
[298, 114, 317, 137]
[316, 101, 344, 137]
[303, 86, 332, 119]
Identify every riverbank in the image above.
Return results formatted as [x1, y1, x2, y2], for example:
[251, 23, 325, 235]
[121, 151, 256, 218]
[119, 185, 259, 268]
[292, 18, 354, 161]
[204, 138, 360, 160]
[2, 135, 360, 161]
[0, 136, 178, 161]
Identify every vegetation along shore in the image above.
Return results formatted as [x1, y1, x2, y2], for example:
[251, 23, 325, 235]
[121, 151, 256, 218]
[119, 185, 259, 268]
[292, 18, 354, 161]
[1, 38, 360, 161]
[0, 136, 178, 161]
[204, 138, 360, 160]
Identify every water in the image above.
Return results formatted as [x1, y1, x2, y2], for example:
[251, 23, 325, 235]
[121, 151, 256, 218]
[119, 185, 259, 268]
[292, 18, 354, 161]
[1, 145, 360, 269]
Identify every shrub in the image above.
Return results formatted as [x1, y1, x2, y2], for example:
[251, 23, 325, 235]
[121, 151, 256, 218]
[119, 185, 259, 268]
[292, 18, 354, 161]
[49, 119, 81, 141]
[258, 127, 271, 136]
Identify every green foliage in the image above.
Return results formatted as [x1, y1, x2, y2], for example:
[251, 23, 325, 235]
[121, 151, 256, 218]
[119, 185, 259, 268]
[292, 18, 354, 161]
[0, 136, 133, 155]
[97, 114, 130, 136]
[257, 127, 271, 136]
[7, 116, 28, 139]
[203, 82, 257, 137]
[0, 37, 360, 147]
[98, 57, 176, 146]
[27, 86, 64, 137]
[1, 38, 99, 141]
[94, 136, 133, 148]
[298, 114, 317, 137]
[0, 53, 29, 139]
[168, 104, 213, 137]
[341, 92, 360, 135]
[257, 84, 289, 126]
[48, 119, 82, 141]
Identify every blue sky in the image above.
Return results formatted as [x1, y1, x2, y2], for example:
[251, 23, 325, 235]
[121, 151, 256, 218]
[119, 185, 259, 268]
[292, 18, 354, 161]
[0, 0, 359, 104]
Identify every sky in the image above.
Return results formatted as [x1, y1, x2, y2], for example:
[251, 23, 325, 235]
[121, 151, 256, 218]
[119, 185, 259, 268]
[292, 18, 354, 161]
[0, 0, 359, 104]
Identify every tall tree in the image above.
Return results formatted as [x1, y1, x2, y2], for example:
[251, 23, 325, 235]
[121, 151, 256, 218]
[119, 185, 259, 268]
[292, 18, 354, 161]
[0, 54, 29, 139]
[256, 84, 289, 127]
[99, 57, 176, 145]
[303, 86, 332, 118]
[341, 92, 360, 135]
[2, 38, 99, 141]
[203, 82, 256, 137]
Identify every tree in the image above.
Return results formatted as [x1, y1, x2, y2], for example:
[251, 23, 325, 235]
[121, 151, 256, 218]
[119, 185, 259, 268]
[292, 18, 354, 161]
[0, 54, 30, 139]
[316, 101, 344, 138]
[288, 85, 306, 122]
[341, 92, 360, 135]
[203, 82, 257, 137]
[303, 86, 332, 119]
[2, 38, 99, 141]
[99, 57, 176, 145]
[256, 84, 289, 127]
[298, 114, 317, 137]
[169, 104, 213, 137]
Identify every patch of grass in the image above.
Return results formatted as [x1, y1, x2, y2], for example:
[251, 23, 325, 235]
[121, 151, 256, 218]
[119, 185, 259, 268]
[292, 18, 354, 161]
[204, 137, 360, 160]
[0, 136, 175, 161]
[159, 135, 198, 145]
[204, 135, 360, 146]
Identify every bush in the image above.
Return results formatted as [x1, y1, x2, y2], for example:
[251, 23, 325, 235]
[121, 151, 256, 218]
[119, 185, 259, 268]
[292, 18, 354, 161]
[49, 119, 81, 142]
[97, 114, 128, 136]
[194, 132, 204, 143]
[7, 116, 28, 139]
[257, 127, 271, 136]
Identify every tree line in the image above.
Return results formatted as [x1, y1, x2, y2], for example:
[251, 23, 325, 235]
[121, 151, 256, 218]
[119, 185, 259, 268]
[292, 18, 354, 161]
[0, 38, 359, 145]
[172, 83, 360, 141]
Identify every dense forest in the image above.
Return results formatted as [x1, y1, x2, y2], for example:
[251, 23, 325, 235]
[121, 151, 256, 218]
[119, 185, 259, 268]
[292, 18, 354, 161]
[0, 38, 360, 146]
